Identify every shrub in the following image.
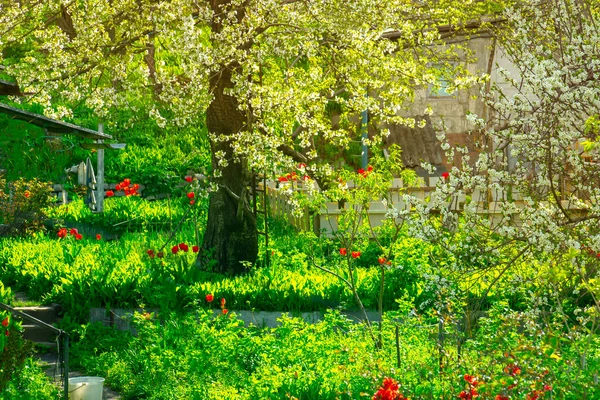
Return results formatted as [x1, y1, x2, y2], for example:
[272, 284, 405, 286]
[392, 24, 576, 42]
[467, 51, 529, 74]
[0, 314, 34, 392]
[0, 176, 54, 235]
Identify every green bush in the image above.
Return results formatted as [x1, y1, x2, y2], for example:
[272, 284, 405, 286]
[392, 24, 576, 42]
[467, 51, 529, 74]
[0, 176, 55, 235]
[0, 357, 59, 399]
[72, 306, 598, 400]
[453, 302, 600, 399]
[0, 313, 34, 392]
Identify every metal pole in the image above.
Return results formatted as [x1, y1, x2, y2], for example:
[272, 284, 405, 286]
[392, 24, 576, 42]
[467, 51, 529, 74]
[0, 303, 69, 398]
[63, 333, 69, 400]
[96, 123, 105, 213]
[264, 174, 270, 268]
[361, 95, 368, 169]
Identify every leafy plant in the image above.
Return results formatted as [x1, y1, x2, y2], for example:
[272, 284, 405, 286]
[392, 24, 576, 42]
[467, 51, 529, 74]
[0, 176, 54, 235]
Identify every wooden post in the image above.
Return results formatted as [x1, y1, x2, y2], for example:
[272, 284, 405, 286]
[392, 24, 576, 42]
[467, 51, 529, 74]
[395, 324, 401, 368]
[95, 124, 105, 213]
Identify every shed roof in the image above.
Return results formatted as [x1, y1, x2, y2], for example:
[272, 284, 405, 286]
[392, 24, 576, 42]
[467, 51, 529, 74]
[384, 116, 443, 168]
[0, 103, 112, 140]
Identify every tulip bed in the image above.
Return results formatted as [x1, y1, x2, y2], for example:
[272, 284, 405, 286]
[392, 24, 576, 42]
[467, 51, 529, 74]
[0, 197, 429, 321]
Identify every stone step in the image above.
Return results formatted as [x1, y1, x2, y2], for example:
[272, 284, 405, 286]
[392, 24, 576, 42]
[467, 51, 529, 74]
[21, 324, 58, 343]
[34, 342, 58, 350]
[12, 304, 61, 344]
[13, 305, 60, 324]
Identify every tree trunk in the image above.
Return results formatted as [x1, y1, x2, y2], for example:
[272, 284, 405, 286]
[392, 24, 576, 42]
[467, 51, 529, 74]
[200, 0, 258, 275]
[201, 63, 258, 275]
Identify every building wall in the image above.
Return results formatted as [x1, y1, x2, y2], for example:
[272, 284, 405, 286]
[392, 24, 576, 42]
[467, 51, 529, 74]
[386, 37, 520, 174]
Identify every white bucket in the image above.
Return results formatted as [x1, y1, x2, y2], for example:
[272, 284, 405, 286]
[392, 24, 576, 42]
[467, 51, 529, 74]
[68, 376, 105, 400]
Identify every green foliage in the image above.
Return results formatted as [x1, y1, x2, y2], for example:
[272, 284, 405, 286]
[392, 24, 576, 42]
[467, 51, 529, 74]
[69, 301, 599, 400]
[71, 310, 397, 400]
[0, 101, 211, 198]
[0, 192, 424, 320]
[105, 125, 211, 196]
[0, 105, 89, 183]
[0, 357, 59, 399]
[44, 196, 201, 234]
[0, 314, 34, 392]
[0, 176, 55, 235]
[0, 228, 418, 321]
[0, 280, 13, 303]
[456, 302, 600, 399]
[582, 115, 600, 152]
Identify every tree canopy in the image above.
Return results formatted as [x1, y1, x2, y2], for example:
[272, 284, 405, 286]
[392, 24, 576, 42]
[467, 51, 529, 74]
[1, 0, 503, 273]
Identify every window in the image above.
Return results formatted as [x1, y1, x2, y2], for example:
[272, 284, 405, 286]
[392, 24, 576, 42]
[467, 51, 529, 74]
[428, 63, 456, 98]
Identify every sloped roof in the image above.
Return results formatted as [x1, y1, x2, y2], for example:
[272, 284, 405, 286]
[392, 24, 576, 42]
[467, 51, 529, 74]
[384, 116, 443, 168]
[0, 103, 112, 140]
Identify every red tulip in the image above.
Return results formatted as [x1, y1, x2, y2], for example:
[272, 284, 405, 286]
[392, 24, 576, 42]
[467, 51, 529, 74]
[4, 330, 8, 337]
[378, 257, 386, 264]
[351, 251, 361, 259]
[147, 249, 155, 258]
[57, 228, 67, 238]
[24, 191, 30, 198]
[192, 245, 199, 253]
[222, 308, 228, 315]
[441, 172, 450, 179]
[105, 190, 115, 197]
[221, 298, 226, 307]
[115, 184, 122, 191]
[69, 228, 78, 236]
[157, 252, 164, 259]
[339, 248, 347, 256]
[96, 234, 102, 240]
[185, 176, 193, 183]
[189, 200, 195, 205]
[179, 243, 189, 252]
[171, 245, 179, 254]
[123, 178, 131, 186]
[187, 192, 195, 199]
[206, 294, 214, 302]
[75, 233, 83, 240]
[1, 317, 8, 327]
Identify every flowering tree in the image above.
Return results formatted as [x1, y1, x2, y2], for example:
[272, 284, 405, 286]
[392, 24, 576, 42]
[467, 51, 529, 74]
[0, 0, 498, 273]
[412, 0, 600, 324]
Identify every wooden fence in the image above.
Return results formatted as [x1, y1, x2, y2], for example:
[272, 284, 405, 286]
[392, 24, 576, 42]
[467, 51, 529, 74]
[264, 176, 584, 236]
